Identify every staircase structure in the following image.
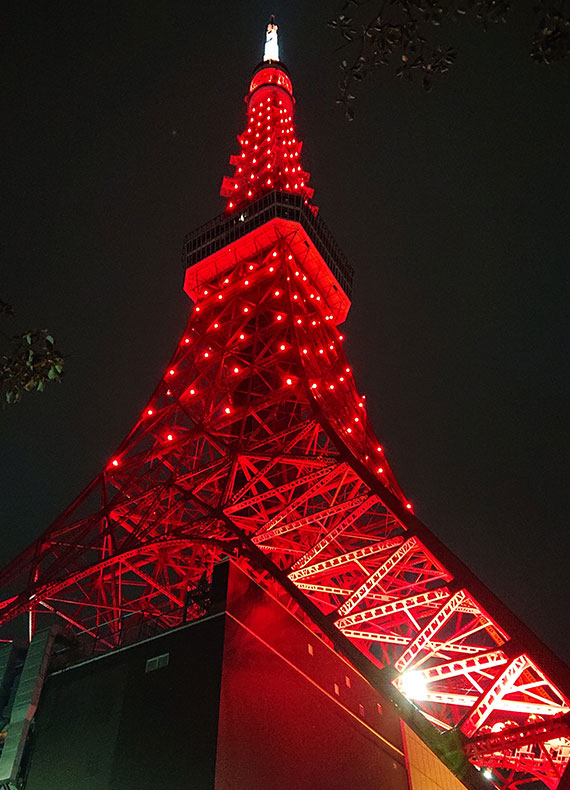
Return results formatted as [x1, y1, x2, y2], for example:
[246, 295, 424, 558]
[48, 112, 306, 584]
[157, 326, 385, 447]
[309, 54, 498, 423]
[1, 19, 568, 790]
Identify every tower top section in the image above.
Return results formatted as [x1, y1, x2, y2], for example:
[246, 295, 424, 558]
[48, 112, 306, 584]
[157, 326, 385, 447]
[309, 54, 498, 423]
[214, 20, 352, 324]
[220, 18, 316, 216]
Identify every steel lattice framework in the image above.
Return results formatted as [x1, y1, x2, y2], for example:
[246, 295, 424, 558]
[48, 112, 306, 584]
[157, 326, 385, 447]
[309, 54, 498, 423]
[1, 20, 568, 790]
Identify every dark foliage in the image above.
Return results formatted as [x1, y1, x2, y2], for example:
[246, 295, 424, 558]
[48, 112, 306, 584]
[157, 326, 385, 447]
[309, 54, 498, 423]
[0, 303, 64, 406]
[531, 0, 570, 63]
[330, 0, 570, 118]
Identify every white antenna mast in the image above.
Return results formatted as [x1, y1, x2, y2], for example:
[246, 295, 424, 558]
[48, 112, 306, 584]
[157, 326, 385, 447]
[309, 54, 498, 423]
[263, 15, 279, 62]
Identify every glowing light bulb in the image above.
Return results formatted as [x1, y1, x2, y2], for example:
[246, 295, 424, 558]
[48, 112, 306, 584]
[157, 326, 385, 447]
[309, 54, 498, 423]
[203, 352, 209, 358]
[280, 344, 285, 351]
[189, 389, 195, 395]
[147, 409, 153, 416]
[233, 367, 239, 374]
[224, 407, 231, 414]
[239, 333, 245, 340]
[167, 434, 173, 442]
[406, 503, 412, 510]
[274, 290, 280, 296]
[243, 307, 249, 313]
[399, 671, 426, 700]
[276, 314, 283, 321]
[213, 323, 219, 329]
[184, 338, 190, 344]
[378, 467, 384, 474]
[286, 378, 292, 386]
[111, 459, 119, 467]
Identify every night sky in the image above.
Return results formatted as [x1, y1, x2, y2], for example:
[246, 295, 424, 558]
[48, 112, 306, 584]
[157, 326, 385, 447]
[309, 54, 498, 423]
[2, 2, 569, 662]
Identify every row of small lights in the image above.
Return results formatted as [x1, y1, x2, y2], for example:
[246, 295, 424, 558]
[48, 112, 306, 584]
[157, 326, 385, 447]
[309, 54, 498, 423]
[192, 251, 337, 331]
[199, 281, 413, 510]
[196, 263, 402, 490]
[227, 95, 310, 210]
[109, 249, 413, 510]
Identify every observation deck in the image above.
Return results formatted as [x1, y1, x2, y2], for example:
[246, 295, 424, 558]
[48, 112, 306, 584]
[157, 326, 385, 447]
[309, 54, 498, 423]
[183, 190, 353, 324]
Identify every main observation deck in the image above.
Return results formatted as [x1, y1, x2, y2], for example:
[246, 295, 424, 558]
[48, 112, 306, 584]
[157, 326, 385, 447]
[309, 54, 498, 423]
[183, 191, 354, 324]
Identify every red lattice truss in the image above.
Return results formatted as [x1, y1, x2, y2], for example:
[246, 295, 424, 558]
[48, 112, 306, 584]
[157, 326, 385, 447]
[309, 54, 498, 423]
[2, 53, 569, 790]
[0, 225, 567, 790]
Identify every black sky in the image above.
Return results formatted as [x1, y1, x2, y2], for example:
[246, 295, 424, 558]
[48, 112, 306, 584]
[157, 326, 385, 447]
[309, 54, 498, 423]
[2, 1, 569, 662]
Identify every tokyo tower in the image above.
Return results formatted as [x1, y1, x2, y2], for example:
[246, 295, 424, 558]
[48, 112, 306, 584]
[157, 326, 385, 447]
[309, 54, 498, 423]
[0, 17, 568, 790]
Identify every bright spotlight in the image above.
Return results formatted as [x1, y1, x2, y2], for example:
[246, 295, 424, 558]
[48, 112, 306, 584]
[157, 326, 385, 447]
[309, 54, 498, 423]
[399, 671, 427, 700]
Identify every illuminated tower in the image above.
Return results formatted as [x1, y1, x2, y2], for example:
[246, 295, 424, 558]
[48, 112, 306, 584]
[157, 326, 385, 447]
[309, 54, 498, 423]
[0, 19, 568, 790]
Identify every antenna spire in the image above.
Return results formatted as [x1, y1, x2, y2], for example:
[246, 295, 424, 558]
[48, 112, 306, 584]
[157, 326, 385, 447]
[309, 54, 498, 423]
[263, 15, 279, 62]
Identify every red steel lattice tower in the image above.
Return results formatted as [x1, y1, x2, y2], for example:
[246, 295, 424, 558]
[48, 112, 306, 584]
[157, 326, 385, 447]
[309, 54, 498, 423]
[1, 19, 569, 790]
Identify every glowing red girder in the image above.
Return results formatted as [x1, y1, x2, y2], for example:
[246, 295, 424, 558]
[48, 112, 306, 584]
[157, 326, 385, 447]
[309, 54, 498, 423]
[462, 655, 569, 738]
[394, 590, 507, 673]
[335, 588, 451, 629]
[289, 536, 405, 581]
[464, 713, 570, 758]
